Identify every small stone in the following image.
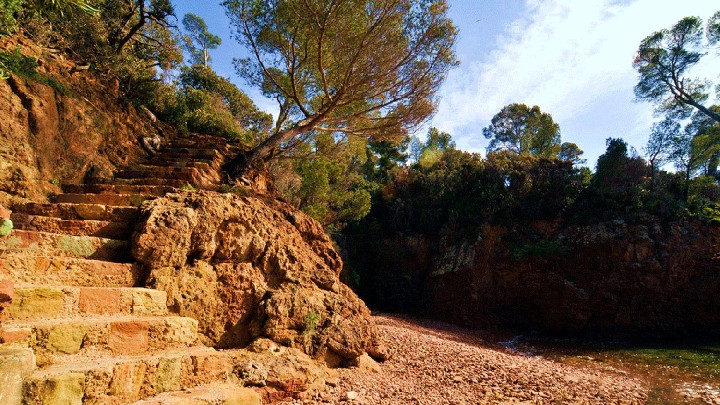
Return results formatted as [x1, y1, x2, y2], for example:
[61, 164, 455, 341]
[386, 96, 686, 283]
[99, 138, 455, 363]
[345, 391, 359, 401]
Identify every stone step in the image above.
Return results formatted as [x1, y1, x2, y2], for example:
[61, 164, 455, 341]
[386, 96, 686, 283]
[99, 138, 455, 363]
[23, 346, 233, 404]
[54, 193, 152, 207]
[0, 230, 131, 262]
[111, 178, 192, 188]
[169, 138, 230, 149]
[147, 155, 223, 169]
[135, 160, 216, 171]
[132, 383, 260, 405]
[6, 286, 167, 321]
[61, 184, 176, 197]
[6, 314, 198, 358]
[153, 150, 223, 161]
[147, 157, 223, 173]
[117, 167, 221, 184]
[0, 255, 140, 287]
[12, 202, 138, 222]
[10, 213, 133, 239]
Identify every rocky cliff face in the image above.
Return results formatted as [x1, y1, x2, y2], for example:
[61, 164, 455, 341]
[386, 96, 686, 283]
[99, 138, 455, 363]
[421, 219, 720, 338]
[132, 191, 388, 365]
[0, 35, 156, 207]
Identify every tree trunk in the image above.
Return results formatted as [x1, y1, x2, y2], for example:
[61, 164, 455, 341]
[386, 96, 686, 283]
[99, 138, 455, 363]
[686, 98, 720, 124]
[225, 114, 325, 177]
[707, 151, 720, 178]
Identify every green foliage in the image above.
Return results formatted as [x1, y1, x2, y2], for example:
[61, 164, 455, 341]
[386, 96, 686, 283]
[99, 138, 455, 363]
[274, 132, 375, 233]
[303, 310, 321, 334]
[699, 205, 720, 225]
[182, 88, 247, 140]
[634, 12, 720, 124]
[181, 13, 221, 66]
[580, 138, 647, 219]
[144, 65, 270, 143]
[483, 103, 562, 158]
[25, 0, 99, 17]
[0, 218, 12, 236]
[178, 184, 197, 192]
[218, 183, 249, 195]
[223, 0, 458, 166]
[0, 48, 70, 94]
[646, 117, 679, 182]
[559, 142, 585, 166]
[0, 0, 23, 34]
[417, 127, 454, 168]
[179, 65, 271, 142]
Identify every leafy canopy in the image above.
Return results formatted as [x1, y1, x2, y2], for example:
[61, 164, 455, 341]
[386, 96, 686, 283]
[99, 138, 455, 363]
[482, 103, 562, 158]
[222, 0, 458, 169]
[633, 12, 720, 123]
[181, 13, 221, 66]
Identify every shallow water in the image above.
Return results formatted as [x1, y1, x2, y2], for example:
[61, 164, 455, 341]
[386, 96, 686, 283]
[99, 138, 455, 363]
[514, 338, 720, 404]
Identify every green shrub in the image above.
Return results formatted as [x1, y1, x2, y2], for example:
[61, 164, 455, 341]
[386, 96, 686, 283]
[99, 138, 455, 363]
[0, 0, 23, 35]
[0, 218, 12, 236]
[699, 204, 720, 225]
[0, 48, 70, 94]
[303, 310, 321, 335]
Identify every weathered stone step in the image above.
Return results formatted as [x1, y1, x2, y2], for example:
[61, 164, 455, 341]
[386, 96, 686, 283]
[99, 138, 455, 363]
[0, 255, 140, 287]
[135, 160, 215, 171]
[169, 138, 230, 149]
[153, 149, 223, 161]
[148, 155, 220, 164]
[110, 178, 194, 189]
[54, 193, 152, 207]
[0, 230, 130, 261]
[10, 213, 133, 239]
[12, 202, 138, 222]
[6, 286, 167, 321]
[61, 183, 176, 196]
[132, 383, 260, 405]
[23, 346, 232, 404]
[147, 157, 223, 172]
[7, 314, 198, 358]
[117, 167, 220, 184]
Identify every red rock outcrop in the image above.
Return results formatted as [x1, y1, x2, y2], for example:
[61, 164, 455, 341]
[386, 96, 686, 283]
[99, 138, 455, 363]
[0, 34, 158, 207]
[421, 219, 720, 337]
[132, 191, 388, 365]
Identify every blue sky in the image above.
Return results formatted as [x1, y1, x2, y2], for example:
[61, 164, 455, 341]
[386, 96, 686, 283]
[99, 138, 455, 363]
[172, 0, 719, 167]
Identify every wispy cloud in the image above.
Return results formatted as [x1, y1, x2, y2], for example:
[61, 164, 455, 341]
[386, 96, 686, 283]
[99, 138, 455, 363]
[433, 0, 719, 158]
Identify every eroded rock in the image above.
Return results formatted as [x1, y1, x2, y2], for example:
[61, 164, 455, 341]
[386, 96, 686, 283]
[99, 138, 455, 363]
[132, 191, 387, 364]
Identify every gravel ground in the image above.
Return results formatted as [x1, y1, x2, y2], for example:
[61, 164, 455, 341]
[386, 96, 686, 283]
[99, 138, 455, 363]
[303, 315, 648, 404]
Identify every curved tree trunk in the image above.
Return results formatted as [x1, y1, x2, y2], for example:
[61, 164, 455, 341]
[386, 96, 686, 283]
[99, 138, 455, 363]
[225, 114, 325, 177]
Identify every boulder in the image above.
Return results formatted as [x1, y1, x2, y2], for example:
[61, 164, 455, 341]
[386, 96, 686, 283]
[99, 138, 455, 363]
[132, 191, 387, 364]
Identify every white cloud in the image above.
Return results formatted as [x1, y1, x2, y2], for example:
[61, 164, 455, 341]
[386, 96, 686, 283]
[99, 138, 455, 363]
[432, 0, 720, 159]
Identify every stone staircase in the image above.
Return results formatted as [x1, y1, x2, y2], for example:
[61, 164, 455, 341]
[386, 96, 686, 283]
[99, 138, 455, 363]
[0, 135, 264, 404]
